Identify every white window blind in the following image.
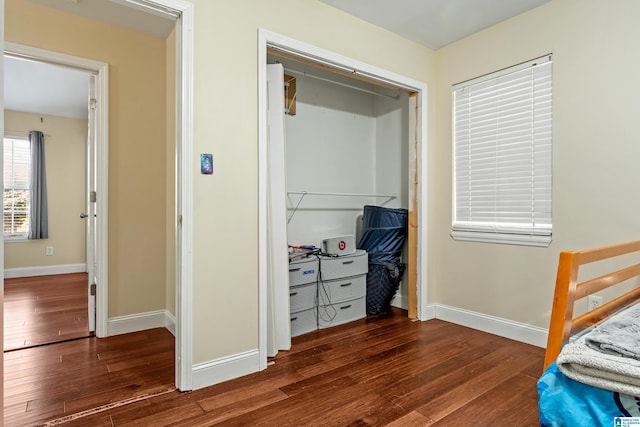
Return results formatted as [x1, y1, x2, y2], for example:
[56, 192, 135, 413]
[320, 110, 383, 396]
[452, 55, 552, 247]
[3, 137, 31, 238]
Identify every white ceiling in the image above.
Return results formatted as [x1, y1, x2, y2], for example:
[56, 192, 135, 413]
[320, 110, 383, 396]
[28, 0, 176, 39]
[4, 56, 91, 120]
[319, 0, 551, 50]
[4, 0, 176, 120]
[6, 0, 551, 119]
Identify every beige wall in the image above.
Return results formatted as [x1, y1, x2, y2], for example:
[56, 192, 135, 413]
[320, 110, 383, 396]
[5, 0, 168, 317]
[4, 111, 86, 269]
[433, 0, 640, 328]
[189, 0, 436, 362]
[166, 28, 176, 317]
[9, 0, 617, 375]
[3, 0, 434, 369]
[2, 0, 436, 376]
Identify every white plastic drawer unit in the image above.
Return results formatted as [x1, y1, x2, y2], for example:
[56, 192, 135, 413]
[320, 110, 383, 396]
[318, 274, 365, 306]
[318, 296, 365, 329]
[290, 307, 317, 337]
[320, 249, 368, 281]
[289, 257, 319, 287]
[289, 282, 317, 312]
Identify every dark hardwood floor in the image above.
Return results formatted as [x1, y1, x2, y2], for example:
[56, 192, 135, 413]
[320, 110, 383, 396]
[4, 273, 90, 351]
[4, 308, 545, 426]
[4, 327, 175, 427]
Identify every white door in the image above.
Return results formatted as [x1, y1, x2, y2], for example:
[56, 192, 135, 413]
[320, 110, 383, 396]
[86, 73, 97, 333]
[266, 63, 291, 354]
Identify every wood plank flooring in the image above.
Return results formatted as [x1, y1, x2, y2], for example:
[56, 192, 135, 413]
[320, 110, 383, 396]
[4, 328, 175, 427]
[4, 309, 545, 426]
[4, 273, 90, 351]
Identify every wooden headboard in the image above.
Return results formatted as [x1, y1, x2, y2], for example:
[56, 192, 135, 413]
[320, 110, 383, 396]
[543, 239, 640, 370]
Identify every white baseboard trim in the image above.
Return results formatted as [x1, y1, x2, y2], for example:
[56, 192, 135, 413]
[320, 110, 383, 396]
[389, 299, 438, 321]
[390, 293, 408, 310]
[165, 311, 176, 336]
[4, 263, 86, 279]
[108, 310, 167, 336]
[192, 349, 261, 390]
[107, 309, 176, 337]
[434, 304, 548, 348]
[105, 304, 545, 392]
[423, 303, 437, 320]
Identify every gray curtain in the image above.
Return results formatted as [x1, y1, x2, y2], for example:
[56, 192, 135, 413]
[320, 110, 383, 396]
[28, 131, 48, 239]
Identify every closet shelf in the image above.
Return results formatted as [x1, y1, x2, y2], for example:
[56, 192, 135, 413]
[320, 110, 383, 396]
[287, 190, 397, 198]
[286, 190, 397, 223]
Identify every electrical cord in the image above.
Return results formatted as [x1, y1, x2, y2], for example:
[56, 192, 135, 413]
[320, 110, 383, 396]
[315, 254, 337, 324]
[290, 247, 361, 328]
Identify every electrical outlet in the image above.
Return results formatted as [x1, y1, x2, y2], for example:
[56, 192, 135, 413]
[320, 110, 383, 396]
[45, 246, 53, 256]
[588, 295, 603, 311]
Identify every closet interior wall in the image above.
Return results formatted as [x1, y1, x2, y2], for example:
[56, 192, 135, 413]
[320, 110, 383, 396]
[277, 57, 410, 308]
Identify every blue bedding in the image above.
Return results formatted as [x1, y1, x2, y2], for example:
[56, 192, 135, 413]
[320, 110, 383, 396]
[538, 362, 640, 426]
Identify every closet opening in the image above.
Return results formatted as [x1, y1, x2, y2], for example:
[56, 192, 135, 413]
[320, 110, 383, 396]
[263, 42, 423, 359]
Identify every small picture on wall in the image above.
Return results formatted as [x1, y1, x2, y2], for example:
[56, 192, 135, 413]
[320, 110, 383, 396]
[201, 154, 213, 174]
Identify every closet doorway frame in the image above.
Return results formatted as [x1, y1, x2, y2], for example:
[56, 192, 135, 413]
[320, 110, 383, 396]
[257, 29, 429, 369]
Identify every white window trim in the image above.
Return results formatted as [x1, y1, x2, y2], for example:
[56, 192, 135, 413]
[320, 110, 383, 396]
[3, 135, 31, 240]
[451, 55, 552, 247]
[4, 235, 28, 242]
[450, 229, 551, 247]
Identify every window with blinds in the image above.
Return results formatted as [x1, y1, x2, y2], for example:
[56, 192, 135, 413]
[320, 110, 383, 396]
[4, 137, 31, 239]
[452, 55, 552, 247]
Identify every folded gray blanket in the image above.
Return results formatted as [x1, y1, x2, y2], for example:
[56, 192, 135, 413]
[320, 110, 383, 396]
[557, 333, 640, 397]
[585, 303, 640, 359]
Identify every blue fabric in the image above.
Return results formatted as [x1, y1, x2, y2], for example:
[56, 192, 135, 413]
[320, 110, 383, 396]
[357, 205, 407, 263]
[538, 362, 636, 426]
[357, 205, 408, 314]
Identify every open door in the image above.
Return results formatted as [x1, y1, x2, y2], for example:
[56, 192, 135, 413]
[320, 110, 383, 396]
[266, 63, 291, 355]
[85, 73, 97, 333]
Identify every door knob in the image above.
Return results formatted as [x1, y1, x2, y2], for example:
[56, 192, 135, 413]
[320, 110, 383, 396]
[80, 212, 89, 219]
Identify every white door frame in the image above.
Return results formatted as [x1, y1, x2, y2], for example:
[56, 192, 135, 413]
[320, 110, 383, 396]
[3, 42, 110, 338]
[1, 0, 195, 392]
[266, 63, 291, 355]
[87, 73, 97, 333]
[121, 0, 195, 391]
[1, 2, 5, 418]
[257, 29, 430, 369]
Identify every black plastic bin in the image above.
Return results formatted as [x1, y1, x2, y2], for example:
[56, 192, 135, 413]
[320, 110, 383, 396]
[357, 205, 408, 314]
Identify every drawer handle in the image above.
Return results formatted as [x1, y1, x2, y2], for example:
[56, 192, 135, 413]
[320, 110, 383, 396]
[340, 282, 352, 287]
[289, 268, 301, 272]
[342, 260, 354, 265]
[340, 304, 352, 310]
[290, 292, 298, 297]
[290, 317, 298, 321]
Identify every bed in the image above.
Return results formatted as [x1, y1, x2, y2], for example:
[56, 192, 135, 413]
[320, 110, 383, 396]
[538, 240, 640, 426]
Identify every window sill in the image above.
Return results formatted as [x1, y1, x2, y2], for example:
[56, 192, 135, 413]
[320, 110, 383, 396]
[451, 230, 552, 247]
[4, 235, 29, 242]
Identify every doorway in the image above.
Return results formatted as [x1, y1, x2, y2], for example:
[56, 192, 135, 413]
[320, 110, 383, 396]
[258, 30, 429, 366]
[1, 0, 195, 398]
[3, 49, 102, 350]
[1, 1, 194, 422]
[5, 42, 108, 337]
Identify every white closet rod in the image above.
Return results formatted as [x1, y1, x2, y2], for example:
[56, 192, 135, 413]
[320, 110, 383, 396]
[284, 68, 400, 101]
[287, 190, 396, 198]
[286, 191, 396, 223]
